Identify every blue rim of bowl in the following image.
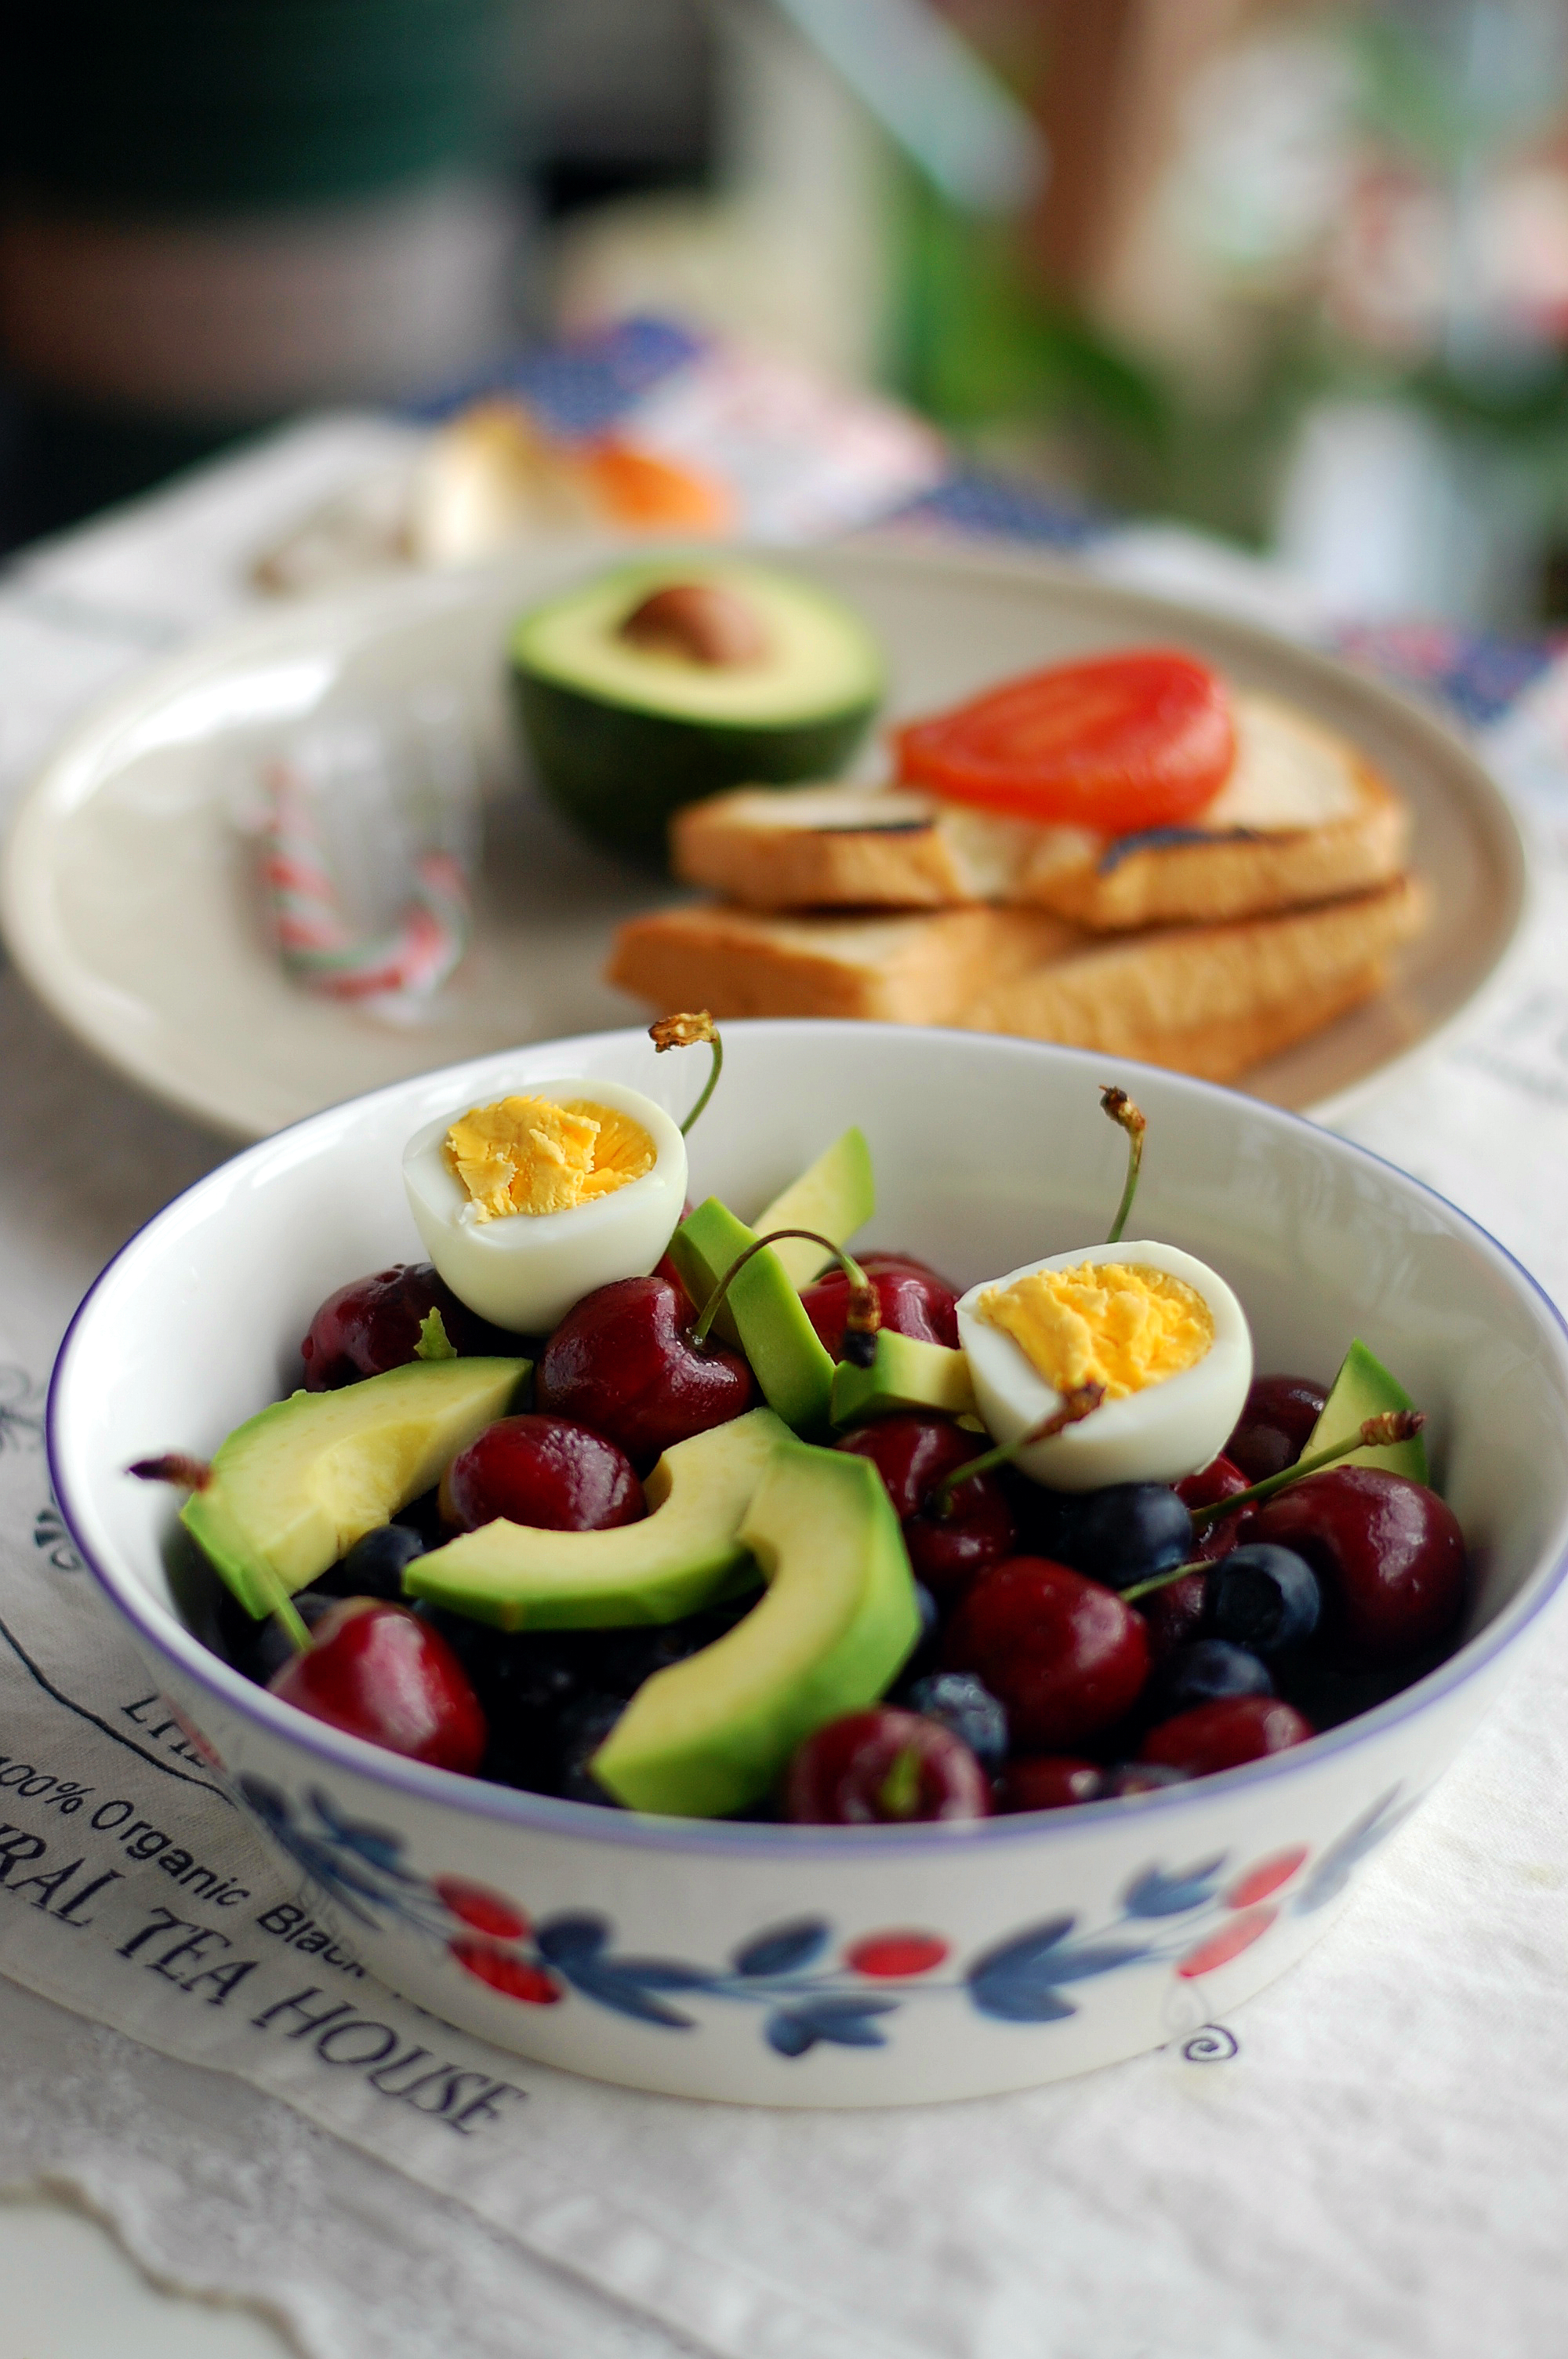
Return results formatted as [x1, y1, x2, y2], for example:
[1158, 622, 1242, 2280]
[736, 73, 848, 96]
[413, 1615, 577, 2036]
[46, 1021, 1568, 1856]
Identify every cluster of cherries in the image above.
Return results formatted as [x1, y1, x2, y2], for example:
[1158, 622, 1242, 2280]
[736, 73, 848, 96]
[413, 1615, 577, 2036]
[209, 1229, 1468, 1826]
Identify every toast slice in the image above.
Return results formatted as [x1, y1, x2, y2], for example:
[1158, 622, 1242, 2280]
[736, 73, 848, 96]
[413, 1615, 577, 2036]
[606, 903, 1075, 1026]
[607, 878, 1426, 1083]
[670, 692, 1411, 932]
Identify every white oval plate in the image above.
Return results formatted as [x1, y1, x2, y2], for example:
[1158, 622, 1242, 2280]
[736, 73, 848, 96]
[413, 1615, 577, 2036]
[1, 537, 1526, 1141]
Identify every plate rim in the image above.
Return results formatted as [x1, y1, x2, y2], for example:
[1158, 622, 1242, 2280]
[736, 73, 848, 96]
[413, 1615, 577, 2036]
[0, 536, 1531, 1141]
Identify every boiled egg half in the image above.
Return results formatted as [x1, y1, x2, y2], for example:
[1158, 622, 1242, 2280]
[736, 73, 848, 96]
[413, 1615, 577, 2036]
[956, 1241, 1252, 1492]
[403, 1078, 687, 1333]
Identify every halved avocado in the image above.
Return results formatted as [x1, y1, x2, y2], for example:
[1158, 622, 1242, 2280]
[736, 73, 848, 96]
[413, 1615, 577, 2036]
[182, 1357, 531, 1619]
[402, 1407, 788, 1630]
[590, 1436, 920, 1817]
[510, 561, 883, 864]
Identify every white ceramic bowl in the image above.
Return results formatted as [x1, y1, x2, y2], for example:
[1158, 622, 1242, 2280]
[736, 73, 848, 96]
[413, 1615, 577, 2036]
[49, 1023, 1568, 2108]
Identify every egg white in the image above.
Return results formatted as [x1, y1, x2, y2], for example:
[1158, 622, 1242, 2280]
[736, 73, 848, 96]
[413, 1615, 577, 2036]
[955, 1239, 1253, 1493]
[402, 1077, 688, 1335]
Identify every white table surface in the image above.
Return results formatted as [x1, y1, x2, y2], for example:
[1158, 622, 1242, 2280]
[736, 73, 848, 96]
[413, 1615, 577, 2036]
[0, 2201, 293, 2358]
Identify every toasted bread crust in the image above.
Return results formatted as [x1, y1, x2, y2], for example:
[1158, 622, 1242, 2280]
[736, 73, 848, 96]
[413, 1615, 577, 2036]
[1015, 754, 1410, 929]
[672, 787, 978, 910]
[606, 903, 1075, 1026]
[607, 879, 1426, 1081]
[960, 879, 1424, 1051]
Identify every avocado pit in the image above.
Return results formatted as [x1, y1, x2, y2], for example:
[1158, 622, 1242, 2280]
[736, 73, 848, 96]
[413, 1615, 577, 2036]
[618, 580, 771, 667]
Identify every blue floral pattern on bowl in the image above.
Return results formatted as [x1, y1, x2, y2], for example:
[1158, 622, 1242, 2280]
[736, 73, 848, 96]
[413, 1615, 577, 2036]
[238, 1778, 1415, 2060]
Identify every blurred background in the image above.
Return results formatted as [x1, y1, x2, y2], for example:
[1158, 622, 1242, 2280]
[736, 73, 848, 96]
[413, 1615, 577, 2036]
[8, 0, 1568, 627]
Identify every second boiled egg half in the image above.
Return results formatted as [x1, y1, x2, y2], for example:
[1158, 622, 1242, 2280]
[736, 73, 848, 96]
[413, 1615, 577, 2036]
[956, 1241, 1252, 1492]
[404, 1078, 687, 1333]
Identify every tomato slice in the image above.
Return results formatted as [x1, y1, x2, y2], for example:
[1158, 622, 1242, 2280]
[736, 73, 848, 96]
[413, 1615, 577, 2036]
[891, 649, 1235, 833]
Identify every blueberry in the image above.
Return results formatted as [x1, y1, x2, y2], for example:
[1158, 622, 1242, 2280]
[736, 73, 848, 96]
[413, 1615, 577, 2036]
[392, 1485, 445, 1547]
[594, 1594, 756, 1698]
[1098, 1761, 1192, 1797]
[220, 1585, 337, 1686]
[899, 1669, 1009, 1772]
[1049, 1484, 1193, 1590]
[551, 1693, 628, 1805]
[320, 1521, 427, 1601]
[1150, 1639, 1272, 1717]
[1204, 1544, 1320, 1656]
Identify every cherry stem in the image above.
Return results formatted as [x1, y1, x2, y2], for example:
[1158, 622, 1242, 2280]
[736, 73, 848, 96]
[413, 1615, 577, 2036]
[650, 1009, 723, 1136]
[1101, 1085, 1147, 1245]
[1187, 1410, 1426, 1531]
[925, 1381, 1106, 1518]
[1120, 1557, 1210, 1605]
[130, 1452, 311, 1653]
[691, 1228, 878, 1365]
[129, 1452, 212, 1492]
[877, 1744, 924, 1820]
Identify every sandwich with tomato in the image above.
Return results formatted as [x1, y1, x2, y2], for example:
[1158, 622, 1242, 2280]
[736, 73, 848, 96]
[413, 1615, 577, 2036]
[607, 647, 1425, 1082]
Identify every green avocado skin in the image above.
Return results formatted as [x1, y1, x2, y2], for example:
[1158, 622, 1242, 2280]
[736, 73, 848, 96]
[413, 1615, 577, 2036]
[511, 667, 877, 867]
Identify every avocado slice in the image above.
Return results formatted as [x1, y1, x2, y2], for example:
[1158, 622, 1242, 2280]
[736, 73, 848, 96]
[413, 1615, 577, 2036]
[751, 1125, 875, 1290]
[402, 1407, 788, 1631]
[666, 1123, 873, 1350]
[182, 1358, 530, 1619]
[590, 1437, 921, 1816]
[669, 1198, 835, 1434]
[510, 562, 882, 864]
[831, 1331, 976, 1427]
[1305, 1339, 1429, 1483]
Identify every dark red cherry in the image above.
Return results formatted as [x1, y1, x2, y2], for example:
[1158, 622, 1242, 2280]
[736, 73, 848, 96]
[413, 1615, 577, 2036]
[440, 1415, 644, 1534]
[301, 1263, 515, 1390]
[652, 1248, 693, 1307]
[858, 1250, 960, 1289]
[1176, 1453, 1255, 1561]
[1139, 1693, 1312, 1776]
[903, 1479, 1015, 1594]
[836, 1416, 1015, 1592]
[782, 1707, 992, 1823]
[1247, 1466, 1465, 1663]
[535, 1275, 753, 1471]
[836, 1414, 979, 1519]
[1225, 1375, 1328, 1484]
[801, 1264, 959, 1358]
[268, 1599, 487, 1772]
[997, 1755, 1102, 1811]
[942, 1557, 1150, 1750]
[1138, 1568, 1210, 1663]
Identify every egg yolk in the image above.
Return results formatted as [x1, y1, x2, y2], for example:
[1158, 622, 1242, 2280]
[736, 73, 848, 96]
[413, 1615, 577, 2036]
[976, 1263, 1213, 1398]
[445, 1096, 655, 1220]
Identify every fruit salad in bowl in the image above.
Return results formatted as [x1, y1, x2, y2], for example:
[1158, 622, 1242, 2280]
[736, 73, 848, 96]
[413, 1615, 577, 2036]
[49, 1023, 1568, 2105]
